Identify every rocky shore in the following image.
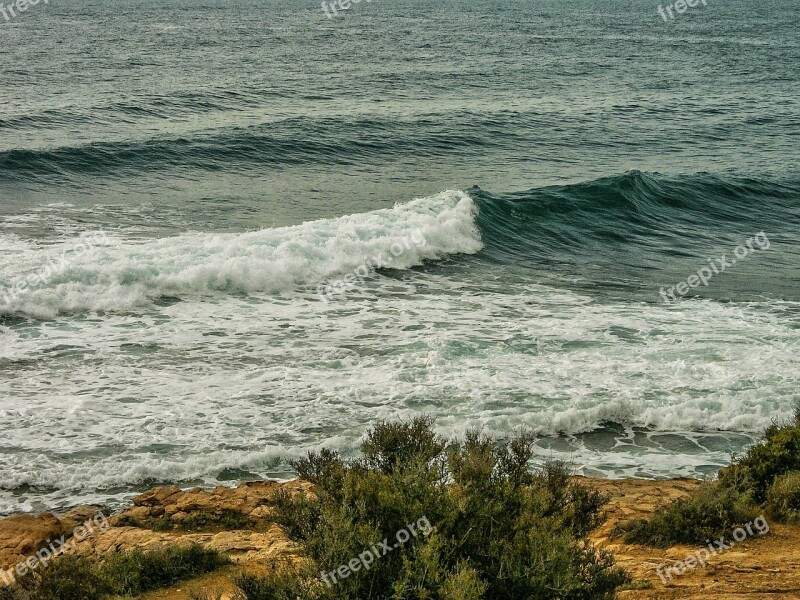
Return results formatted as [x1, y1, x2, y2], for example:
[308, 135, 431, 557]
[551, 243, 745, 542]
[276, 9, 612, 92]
[1, 477, 799, 599]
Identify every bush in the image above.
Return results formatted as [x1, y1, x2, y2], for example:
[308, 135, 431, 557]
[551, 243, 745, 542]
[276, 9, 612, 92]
[102, 544, 228, 596]
[616, 408, 800, 547]
[719, 410, 800, 503]
[438, 563, 488, 600]
[293, 447, 347, 498]
[271, 488, 322, 541]
[117, 509, 251, 532]
[28, 555, 108, 600]
[360, 417, 446, 475]
[615, 482, 759, 547]
[0, 572, 33, 600]
[243, 417, 628, 599]
[0, 556, 107, 600]
[236, 563, 326, 600]
[0, 544, 228, 600]
[766, 471, 800, 524]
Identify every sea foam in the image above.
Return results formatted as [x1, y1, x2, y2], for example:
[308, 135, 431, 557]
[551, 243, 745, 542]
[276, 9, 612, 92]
[0, 190, 483, 318]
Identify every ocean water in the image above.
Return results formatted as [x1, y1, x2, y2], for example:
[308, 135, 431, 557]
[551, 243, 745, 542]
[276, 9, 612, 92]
[0, 0, 798, 515]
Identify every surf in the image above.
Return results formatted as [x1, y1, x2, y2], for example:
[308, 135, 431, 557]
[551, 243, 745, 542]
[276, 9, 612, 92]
[0, 190, 483, 318]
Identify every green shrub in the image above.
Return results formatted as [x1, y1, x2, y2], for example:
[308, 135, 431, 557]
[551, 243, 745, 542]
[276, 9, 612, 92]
[360, 417, 446, 475]
[174, 509, 251, 532]
[243, 417, 628, 599]
[766, 471, 800, 524]
[615, 482, 759, 547]
[236, 563, 328, 600]
[112, 514, 145, 528]
[0, 587, 22, 600]
[28, 555, 108, 600]
[719, 409, 800, 503]
[616, 408, 800, 547]
[0, 544, 229, 600]
[0, 556, 106, 600]
[116, 509, 251, 532]
[271, 488, 322, 541]
[438, 563, 488, 600]
[102, 544, 228, 596]
[0, 589, 23, 600]
[293, 447, 348, 500]
[0, 572, 33, 600]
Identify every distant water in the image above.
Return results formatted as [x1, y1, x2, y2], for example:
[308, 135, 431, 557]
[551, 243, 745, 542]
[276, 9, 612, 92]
[0, 0, 798, 515]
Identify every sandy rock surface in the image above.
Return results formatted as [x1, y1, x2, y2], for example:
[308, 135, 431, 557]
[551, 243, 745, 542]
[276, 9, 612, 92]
[585, 478, 800, 599]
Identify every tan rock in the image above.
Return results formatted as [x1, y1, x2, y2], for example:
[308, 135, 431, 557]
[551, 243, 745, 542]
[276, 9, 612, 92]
[0, 512, 64, 569]
[109, 505, 151, 526]
[248, 505, 274, 520]
[133, 485, 182, 507]
[59, 505, 106, 534]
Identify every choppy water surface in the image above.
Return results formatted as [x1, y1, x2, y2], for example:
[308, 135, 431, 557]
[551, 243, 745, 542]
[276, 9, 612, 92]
[0, 0, 798, 514]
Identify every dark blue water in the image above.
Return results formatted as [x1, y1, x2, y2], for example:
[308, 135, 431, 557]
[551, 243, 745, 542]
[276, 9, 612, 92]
[0, 0, 798, 515]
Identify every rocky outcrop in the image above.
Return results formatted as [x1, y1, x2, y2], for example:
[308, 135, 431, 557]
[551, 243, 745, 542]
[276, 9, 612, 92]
[0, 512, 63, 570]
[110, 479, 311, 526]
[75, 480, 312, 562]
[584, 478, 800, 599]
[73, 523, 299, 565]
[0, 481, 311, 573]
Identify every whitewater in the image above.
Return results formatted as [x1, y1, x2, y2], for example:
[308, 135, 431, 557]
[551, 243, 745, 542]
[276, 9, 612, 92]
[1, 187, 798, 515]
[0, 191, 482, 318]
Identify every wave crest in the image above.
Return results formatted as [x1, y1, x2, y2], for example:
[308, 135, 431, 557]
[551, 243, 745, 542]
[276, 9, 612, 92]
[0, 190, 482, 318]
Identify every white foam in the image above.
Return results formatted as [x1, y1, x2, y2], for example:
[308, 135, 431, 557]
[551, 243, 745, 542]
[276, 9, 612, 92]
[0, 190, 483, 317]
[1, 271, 798, 514]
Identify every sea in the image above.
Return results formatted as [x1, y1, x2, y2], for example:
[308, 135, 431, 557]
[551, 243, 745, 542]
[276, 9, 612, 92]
[0, 0, 798, 515]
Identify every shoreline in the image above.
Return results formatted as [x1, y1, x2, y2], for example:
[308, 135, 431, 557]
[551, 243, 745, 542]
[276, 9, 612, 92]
[1, 476, 799, 599]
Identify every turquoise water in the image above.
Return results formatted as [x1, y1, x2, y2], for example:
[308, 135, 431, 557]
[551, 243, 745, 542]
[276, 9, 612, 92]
[0, 0, 798, 514]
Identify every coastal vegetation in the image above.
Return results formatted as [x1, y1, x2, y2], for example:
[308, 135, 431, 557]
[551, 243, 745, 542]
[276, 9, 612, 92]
[242, 416, 629, 599]
[4, 412, 799, 598]
[616, 409, 800, 547]
[0, 545, 227, 600]
[115, 509, 252, 533]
